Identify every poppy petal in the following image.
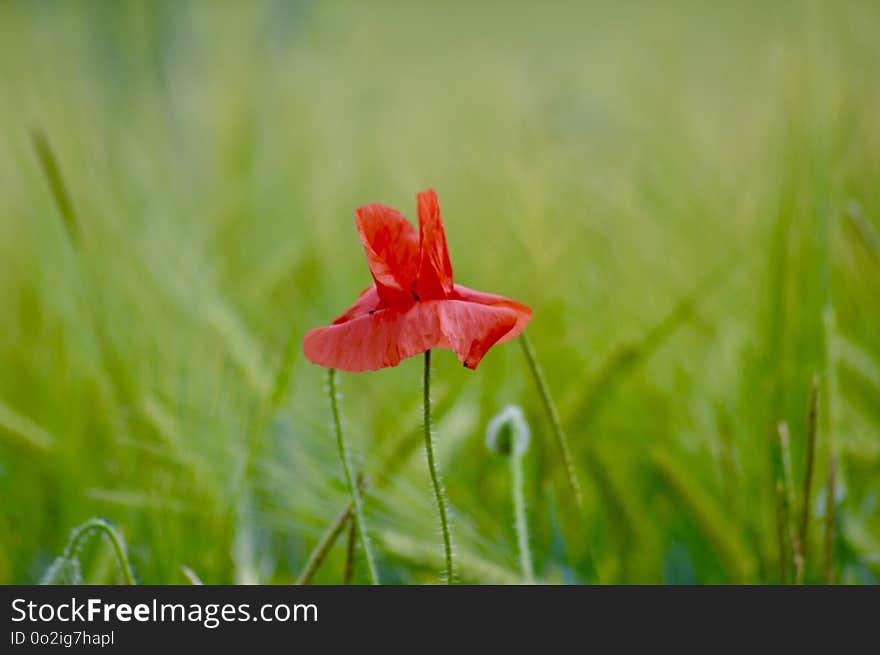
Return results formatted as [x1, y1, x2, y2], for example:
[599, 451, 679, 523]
[332, 285, 381, 325]
[355, 204, 419, 304]
[452, 284, 532, 344]
[303, 302, 444, 373]
[415, 189, 454, 299]
[436, 299, 520, 369]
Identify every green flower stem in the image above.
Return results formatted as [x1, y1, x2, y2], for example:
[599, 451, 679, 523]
[327, 369, 379, 584]
[423, 350, 455, 583]
[64, 518, 135, 585]
[296, 474, 367, 586]
[295, 502, 353, 585]
[343, 472, 363, 585]
[519, 334, 585, 512]
[511, 452, 535, 583]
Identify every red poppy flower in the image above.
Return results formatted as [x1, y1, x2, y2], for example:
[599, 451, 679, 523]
[303, 189, 532, 372]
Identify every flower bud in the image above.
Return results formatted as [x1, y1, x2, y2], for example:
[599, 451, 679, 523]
[485, 405, 530, 457]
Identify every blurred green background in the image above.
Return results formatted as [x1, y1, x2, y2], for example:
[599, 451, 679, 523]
[1, 0, 878, 584]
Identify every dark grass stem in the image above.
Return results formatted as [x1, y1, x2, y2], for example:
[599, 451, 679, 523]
[343, 517, 357, 585]
[799, 376, 819, 566]
[327, 369, 379, 584]
[824, 456, 838, 585]
[775, 481, 789, 584]
[295, 474, 367, 585]
[511, 453, 535, 583]
[296, 503, 354, 585]
[423, 350, 455, 583]
[822, 308, 840, 584]
[31, 130, 79, 243]
[777, 422, 804, 583]
[519, 335, 584, 512]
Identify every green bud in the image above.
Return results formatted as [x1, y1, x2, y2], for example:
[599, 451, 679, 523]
[486, 405, 530, 457]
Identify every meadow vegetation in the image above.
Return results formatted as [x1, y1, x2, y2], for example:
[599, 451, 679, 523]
[0, 1, 878, 584]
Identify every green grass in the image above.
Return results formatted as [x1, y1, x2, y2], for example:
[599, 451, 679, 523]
[0, 0, 879, 584]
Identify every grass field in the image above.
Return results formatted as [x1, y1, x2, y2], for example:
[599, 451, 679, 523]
[1, 0, 878, 585]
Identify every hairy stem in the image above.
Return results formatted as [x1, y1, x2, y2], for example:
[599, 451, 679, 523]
[511, 453, 535, 583]
[519, 335, 584, 512]
[328, 369, 379, 584]
[63, 518, 135, 585]
[423, 350, 455, 583]
[343, 473, 363, 585]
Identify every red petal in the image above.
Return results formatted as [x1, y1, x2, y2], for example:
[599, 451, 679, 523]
[415, 189, 454, 299]
[303, 296, 522, 372]
[451, 284, 532, 344]
[332, 285, 381, 324]
[303, 302, 444, 372]
[355, 204, 419, 305]
[436, 299, 520, 369]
